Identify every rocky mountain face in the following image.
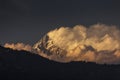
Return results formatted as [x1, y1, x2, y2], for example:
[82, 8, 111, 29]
[33, 35, 69, 62]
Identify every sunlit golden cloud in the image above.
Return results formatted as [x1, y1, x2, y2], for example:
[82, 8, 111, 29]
[4, 24, 120, 64]
[34, 24, 120, 64]
[4, 43, 32, 52]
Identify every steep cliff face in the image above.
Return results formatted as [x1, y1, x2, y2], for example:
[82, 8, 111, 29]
[33, 35, 68, 62]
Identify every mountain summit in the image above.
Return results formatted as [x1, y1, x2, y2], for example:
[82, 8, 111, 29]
[33, 35, 69, 62]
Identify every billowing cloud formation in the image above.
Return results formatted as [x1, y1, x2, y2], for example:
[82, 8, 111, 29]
[4, 24, 120, 64]
[4, 43, 32, 52]
[34, 24, 120, 64]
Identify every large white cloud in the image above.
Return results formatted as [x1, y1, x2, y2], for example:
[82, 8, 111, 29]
[4, 24, 120, 64]
[34, 24, 120, 64]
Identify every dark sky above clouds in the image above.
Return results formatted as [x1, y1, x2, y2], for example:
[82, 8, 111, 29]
[0, 0, 120, 45]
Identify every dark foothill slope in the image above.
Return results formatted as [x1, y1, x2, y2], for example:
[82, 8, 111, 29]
[0, 46, 120, 80]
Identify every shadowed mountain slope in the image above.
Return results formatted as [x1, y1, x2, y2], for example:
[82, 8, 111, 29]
[0, 46, 120, 80]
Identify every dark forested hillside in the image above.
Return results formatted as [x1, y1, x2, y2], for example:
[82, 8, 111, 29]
[0, 46, 120, 80]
